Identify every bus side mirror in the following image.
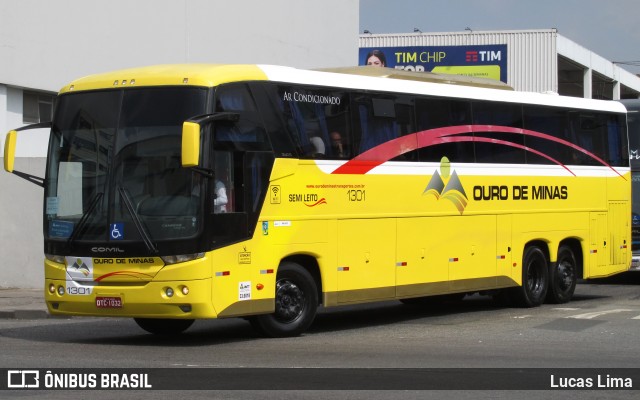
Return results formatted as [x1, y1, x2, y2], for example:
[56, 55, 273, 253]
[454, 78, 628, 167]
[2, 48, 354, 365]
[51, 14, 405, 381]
[3, 121, 50, 187]
[181, 112, 240, 168]
[181, 121, 201, 167]
[4, 130, 17, 172]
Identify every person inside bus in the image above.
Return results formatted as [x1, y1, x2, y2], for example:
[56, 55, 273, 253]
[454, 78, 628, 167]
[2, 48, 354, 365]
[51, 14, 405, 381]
[309, 136, 326, 158]
[366, 49, 387, 67]
[330, 131, 346, 158]
[213, 179, 228, 213]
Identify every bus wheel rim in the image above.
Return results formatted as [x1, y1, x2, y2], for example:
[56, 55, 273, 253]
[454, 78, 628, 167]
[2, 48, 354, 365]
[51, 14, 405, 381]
[274, 280, 305, 323]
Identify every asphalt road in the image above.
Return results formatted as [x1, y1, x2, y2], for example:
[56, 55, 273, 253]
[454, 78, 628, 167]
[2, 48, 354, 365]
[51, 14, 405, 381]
[1, 272, 639, 399]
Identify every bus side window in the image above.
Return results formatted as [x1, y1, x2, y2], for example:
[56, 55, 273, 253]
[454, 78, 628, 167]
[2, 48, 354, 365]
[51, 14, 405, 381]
[472, 101, 525, 164]
[415, 98, 473, 163]
[523, 106, 573, 165]
[214, 84, 270, 151]
[324, 96, 352, 159]
[273, 86, 351, 159]
[356, 96, 398, 155]
[250, 83, 298, 158]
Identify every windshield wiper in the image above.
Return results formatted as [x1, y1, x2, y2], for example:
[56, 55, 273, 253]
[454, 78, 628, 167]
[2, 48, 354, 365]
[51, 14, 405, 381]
[118, 186, 158, 253]
[67, 192, 103, 249]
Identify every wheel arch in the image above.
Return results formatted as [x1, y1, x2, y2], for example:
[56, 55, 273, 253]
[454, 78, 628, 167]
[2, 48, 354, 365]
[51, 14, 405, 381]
[524, 239, 550, 262]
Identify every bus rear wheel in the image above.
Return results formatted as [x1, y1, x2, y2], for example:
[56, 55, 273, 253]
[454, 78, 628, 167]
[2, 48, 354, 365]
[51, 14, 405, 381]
[250, 262, 318, 338]
[134, 318, 194, 335]
[511, 246, 549, 307]
[546, 245, 577, 304]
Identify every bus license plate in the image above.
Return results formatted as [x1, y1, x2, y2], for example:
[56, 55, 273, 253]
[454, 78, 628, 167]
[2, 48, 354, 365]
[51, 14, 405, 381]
[96, 296, 123, 308]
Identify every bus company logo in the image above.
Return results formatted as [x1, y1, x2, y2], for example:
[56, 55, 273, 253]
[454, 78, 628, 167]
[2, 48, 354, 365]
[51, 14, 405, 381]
[423, 157, 468, 214]
[72, 258, 90, 277]
[288, 193, 327, 207]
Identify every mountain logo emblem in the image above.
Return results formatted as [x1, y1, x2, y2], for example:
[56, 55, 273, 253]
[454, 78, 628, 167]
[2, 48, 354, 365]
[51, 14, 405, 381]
[72, 258, 91, 277]
[423, 157, 468, 214]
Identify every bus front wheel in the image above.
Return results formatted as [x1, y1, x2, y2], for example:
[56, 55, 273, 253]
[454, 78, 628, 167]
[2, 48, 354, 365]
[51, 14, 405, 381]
[134, 318, 194, 335]
[250, 262, 318, 337]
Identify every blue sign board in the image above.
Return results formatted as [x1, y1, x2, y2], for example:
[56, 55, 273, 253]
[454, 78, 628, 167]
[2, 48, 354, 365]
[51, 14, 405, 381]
[360, 44, 508, 83]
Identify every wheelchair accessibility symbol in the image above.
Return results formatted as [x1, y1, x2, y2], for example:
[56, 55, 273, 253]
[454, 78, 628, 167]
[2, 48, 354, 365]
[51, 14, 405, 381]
[110, 223, 124, 240]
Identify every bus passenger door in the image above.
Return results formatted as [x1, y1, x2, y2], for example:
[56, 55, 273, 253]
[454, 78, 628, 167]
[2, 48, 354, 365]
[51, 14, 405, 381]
[336, 219, 396, 303]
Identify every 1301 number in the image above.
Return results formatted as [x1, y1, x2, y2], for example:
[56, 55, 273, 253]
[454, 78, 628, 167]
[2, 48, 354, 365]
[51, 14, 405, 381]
[347, 189, 366, 202]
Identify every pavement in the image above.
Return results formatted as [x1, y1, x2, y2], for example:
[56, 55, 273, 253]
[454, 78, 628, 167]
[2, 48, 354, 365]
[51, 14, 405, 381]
[0, 288, 50, 319]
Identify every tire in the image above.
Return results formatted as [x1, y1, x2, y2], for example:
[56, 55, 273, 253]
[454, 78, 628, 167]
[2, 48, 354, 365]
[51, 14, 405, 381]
[250, 262, 318, 338]
[546, 245, 577, 304]
[511, 246, 549, 307]
[134, 318, 194, 335]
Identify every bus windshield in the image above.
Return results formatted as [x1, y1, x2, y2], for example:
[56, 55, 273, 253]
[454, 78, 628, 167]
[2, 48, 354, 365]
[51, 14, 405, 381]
[45, 87, 207, 246]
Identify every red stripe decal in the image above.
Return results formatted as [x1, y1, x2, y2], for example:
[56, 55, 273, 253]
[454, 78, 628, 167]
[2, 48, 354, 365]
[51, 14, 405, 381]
[331, 125, 624, 178]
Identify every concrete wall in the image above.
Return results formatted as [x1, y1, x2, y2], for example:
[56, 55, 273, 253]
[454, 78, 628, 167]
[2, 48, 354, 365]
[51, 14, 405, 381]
[0, 0, 359, 288]
[0, 0, 359, 92]
[0, 158, 46, 288]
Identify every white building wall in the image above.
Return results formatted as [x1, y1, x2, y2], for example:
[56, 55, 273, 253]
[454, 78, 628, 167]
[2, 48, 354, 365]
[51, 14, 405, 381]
[0, 0, 359, 288]
[0, 0, 359, 92]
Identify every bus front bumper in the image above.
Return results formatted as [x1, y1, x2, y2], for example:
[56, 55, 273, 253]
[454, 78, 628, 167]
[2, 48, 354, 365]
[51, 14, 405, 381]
[44, 278, 217, 319]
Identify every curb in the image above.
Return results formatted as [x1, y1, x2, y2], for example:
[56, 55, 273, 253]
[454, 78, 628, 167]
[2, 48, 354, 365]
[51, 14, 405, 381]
[0, 310, 51, 320]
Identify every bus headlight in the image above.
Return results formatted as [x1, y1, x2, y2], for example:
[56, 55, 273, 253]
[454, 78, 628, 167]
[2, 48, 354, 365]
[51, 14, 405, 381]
[45, 254, 66, 264]
[160, 253, 205, 265]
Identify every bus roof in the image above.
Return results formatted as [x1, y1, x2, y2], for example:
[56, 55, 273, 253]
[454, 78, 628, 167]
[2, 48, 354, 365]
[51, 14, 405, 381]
[59, 64, 269, 94]
[59, 64, 627, 114]
[60, 64, 510, 93]
[316, 66, 513, 91]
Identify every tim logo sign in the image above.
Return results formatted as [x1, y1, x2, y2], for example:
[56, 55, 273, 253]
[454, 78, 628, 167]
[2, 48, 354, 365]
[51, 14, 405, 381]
[465, 50, 502, 62]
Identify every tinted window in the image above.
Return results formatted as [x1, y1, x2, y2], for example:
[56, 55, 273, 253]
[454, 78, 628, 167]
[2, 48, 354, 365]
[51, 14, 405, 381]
[523, 106, 628, 167]
[472, 101, 525, 164]
[214, 84, 271, 151]
[273, 85, 351, 159]
[353, 94, 399, 156]
[415, 98, 473, 163]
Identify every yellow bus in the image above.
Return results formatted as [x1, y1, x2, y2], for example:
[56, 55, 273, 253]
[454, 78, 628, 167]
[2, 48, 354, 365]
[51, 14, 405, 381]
[4, 64, 631, 337]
